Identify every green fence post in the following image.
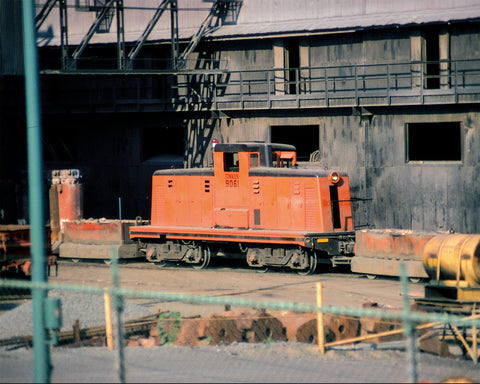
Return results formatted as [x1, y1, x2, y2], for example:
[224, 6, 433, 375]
[111, 247, 126, 383]
[400, 263, 418, 383]
[21, 0, 51, 382]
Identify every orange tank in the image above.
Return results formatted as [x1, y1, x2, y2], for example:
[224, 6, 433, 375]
[49, 169, 83, 251]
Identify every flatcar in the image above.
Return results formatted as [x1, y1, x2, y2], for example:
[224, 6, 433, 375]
[129, 142, 356, 275]
[0, 224, 57, 279]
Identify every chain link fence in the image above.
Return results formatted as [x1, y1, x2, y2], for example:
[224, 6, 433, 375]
[1, 259, 480, 383]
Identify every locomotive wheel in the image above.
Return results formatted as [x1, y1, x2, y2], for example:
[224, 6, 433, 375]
[154, 260, 167, 268]
[192, 244, 211, 270]
[408, 277, 425, 284]
[296, 251, 318, 276]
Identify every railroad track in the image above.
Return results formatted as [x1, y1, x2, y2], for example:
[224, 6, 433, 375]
[0, 286, 31, 301]
[0, 313, 159, 349]
[56, 256, 351, 275]
[51, 257, 420, 307]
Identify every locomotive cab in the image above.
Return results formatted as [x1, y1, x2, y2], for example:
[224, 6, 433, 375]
[212, 143, 300, 229]
[213, 142, 297, 171]
[212, 142, 353, 233]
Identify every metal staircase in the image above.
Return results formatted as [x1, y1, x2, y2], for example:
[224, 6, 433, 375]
[127, 0, 171, 63]
[178, 0, 242, 68]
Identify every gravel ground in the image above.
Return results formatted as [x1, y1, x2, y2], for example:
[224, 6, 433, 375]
[1, 343, 480, 383]
[0, 291, 154, 339]
[1, 288, 479, 382]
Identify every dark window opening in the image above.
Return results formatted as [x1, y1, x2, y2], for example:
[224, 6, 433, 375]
[424, 28, 440, 89]
[329, 186, 341, 229]
[285, 39, 300, 95]
[142, 126, 184, 167]
[271, 125, 319, 162]
[407, 122, 461, 162]
[224, 152, 239, 172]
[43, 126, 76, 163]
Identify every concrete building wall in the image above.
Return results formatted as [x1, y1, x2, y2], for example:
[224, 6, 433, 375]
[322, 108, 479, 233]
[188, 105, 479, 234]
[181, 21, 480, 234]
[1, 1, 480, 235]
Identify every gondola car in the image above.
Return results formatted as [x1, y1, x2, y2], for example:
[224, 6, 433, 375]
[129, 142, 355, 275]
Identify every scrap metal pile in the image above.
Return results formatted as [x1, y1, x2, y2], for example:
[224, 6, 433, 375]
[0, 304, 447, 357]
[134, 306, 450, 358]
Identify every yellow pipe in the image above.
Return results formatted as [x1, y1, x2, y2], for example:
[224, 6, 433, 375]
[316, 283, 325, 354]
[104, 293, 114, 350]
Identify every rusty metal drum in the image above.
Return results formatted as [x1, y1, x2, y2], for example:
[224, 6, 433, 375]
[422, 234, 480, 287]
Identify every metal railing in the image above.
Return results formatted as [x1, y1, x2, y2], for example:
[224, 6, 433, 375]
[39, 58, 480, 113]
[203, 59, 480, 109]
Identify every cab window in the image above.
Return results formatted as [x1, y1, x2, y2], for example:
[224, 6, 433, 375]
[224, 152, 239, 172]
[250, 153, 259, 168]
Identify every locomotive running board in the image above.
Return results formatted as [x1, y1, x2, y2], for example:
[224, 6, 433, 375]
[130, 225, 306, 245]
[130, 225, 354, 249]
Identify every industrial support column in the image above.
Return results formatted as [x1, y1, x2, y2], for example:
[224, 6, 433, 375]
[22, 0, 51, 382]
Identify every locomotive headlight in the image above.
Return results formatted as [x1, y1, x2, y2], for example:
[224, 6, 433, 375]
[328, 171, 341, 184]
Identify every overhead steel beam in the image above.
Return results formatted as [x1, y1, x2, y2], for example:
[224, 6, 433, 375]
[116, 0, 125, 70]
[35, 0, 57, 30]
[170, 0, 180, 70]
[59, 0, 70, 70]
[128, 0, 171, 61]
[39, 0, 239, 72]
[71, 0, 116, 60]
[35, 0, 70, 70]
[179, 0, 223, 64]
[179, 0, 242, 66]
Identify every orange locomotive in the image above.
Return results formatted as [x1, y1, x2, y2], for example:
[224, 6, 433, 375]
[130, 142, 355, 275]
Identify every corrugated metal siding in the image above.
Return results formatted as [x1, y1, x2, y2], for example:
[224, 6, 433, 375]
[31, 0, 480, 47]
[0, 0, 24, 75]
